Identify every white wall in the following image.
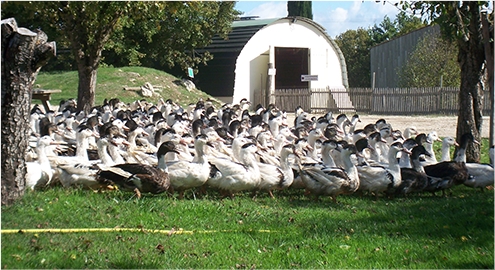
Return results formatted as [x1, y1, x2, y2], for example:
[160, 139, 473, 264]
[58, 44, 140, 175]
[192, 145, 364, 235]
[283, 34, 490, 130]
[232, 19, 346, 105]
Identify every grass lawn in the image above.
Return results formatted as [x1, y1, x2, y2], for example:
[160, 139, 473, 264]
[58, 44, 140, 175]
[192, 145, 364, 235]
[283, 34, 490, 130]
[1, 185, 493, 269]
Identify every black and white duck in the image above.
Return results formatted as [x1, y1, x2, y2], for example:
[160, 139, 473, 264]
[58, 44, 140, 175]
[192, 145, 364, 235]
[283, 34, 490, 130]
[357, 142, 409, 198]
[96, 141, 178, 198]
[396, 145, 430, 196]
[297, 144, 360, 203]
[454, 133, 494, 191]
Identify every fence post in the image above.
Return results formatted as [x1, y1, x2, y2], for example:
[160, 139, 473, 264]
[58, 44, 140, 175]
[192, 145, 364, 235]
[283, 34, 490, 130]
[266, 62, 275, 106]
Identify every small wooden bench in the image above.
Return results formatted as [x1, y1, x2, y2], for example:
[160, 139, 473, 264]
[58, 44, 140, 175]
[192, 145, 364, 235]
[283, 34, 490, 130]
[32, 88, 61, 112]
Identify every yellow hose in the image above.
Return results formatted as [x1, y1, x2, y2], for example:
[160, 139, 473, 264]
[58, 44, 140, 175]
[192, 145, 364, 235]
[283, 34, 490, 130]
[1, 228, 275, 234]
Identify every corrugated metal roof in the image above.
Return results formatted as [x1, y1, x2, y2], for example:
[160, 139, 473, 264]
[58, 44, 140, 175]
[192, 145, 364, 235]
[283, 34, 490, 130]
[232, 18, 279, 28]
[196, 18, 280, 54]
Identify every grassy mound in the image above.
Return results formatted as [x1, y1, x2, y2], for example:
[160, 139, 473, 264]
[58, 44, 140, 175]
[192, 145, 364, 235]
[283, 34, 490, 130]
[34, 66, 221, 108]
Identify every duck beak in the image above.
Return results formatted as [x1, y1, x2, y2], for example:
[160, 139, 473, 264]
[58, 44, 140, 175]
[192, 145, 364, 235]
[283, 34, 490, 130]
[294, 149, 305, 159]
[402, 148, 412, 155]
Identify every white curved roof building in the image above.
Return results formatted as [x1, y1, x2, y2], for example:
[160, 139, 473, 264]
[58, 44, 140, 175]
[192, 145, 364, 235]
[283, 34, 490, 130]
[196, 16, 349, 108]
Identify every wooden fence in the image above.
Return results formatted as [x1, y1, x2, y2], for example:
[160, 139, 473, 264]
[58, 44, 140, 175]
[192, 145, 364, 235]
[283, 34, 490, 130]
[272, 87, 492, 115]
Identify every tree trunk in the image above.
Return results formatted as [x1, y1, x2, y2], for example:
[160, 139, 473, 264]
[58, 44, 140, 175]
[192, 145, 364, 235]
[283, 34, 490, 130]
[1, 18, 55, 205]
[454, 6, 485, 162]
[481, 11, 494, 147]
[76, 62, 98, 114]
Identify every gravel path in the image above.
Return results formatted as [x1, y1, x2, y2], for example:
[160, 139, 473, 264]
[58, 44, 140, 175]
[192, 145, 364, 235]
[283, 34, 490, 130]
[286, 114, 491, 138]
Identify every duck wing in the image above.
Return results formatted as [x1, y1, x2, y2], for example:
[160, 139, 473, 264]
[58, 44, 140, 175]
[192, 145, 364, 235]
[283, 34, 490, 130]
[398, 168, 428, 195]
[97, 163, 169, 194]
[356, 164, 396, 195]
[167, 160, 210, 189]
[424, 161, 469, 185]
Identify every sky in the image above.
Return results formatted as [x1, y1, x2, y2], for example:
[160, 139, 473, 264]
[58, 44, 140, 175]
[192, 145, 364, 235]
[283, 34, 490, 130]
[234, 1, 405, 38]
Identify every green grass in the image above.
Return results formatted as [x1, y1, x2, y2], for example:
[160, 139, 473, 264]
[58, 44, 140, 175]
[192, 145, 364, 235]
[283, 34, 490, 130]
[2, 184, 493, 269]
[432, 138, 491, 164]
[33, 66, 222, 108]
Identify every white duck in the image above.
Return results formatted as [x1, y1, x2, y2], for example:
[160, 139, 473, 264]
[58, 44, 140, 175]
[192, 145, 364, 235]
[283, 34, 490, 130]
[256, 144, 297, 198]
[306, 128, 327, 161]
[335, 114, 350, 135]
[206, 142, 261, 198]
[421, 131, 442, 165]
[364, 132, 388, 165]
[357, 142, 409, 198]
[107, 136, 129, 164]
[297, 144, 360, 203]
[26, 136, 58, 190]
[125, 119, 156, 165]
[403, 126, 419, 139]
[56, 137, 116, 189]
[398, 138, 418, 168]
[439, 136, 459, 162]
[47, 125, 98, 166]
[268, 114, 284, 137]
[167, 134, 213, 199]
[344, 114, 361, 141]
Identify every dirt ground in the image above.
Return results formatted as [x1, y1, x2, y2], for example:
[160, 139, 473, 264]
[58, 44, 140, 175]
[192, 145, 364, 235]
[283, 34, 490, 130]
[286, 114, 491, 139]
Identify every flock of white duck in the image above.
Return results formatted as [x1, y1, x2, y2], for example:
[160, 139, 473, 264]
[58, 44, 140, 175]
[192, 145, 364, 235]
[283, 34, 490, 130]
[26, 97, 494, 201]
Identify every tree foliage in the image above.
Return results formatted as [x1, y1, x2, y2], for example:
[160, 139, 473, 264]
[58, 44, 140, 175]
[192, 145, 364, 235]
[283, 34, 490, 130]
[287, 1, 313, 20]
[1, 1, 240, 112]
[370, 11, 425, 44]
[334, 28, 373, 87]
[105, 1, 240, 72]
[398, 32, 460, 87]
